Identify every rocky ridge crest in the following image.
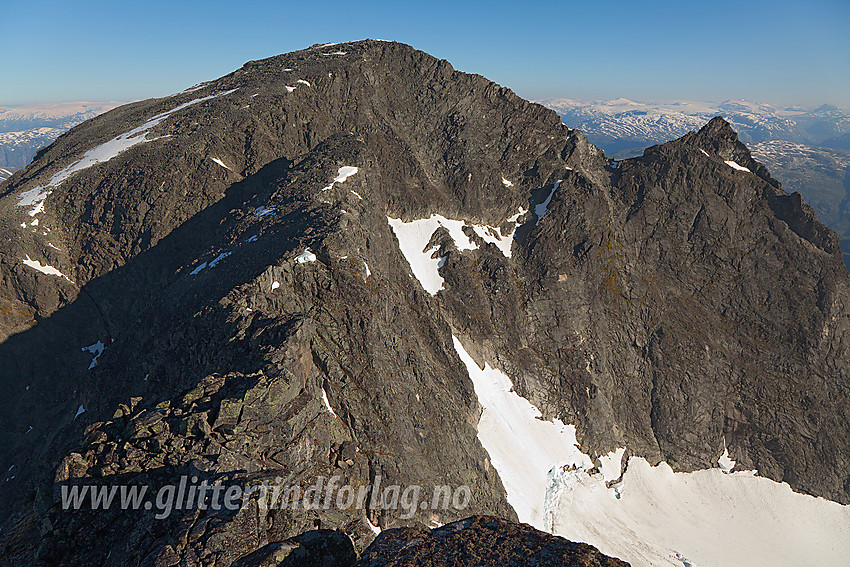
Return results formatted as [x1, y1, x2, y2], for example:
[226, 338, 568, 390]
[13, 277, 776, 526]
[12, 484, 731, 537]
[0, 40, 848, 565]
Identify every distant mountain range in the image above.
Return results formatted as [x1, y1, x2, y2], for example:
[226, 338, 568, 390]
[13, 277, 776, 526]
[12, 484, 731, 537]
[539, 98, 850, 158]
[0, 102, 122, 168]
[540, 98, 850, 267]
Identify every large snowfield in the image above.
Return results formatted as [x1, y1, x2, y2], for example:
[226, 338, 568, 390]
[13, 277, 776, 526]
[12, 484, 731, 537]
[389, 221, 850, 566]
[451, 335, 850, 567]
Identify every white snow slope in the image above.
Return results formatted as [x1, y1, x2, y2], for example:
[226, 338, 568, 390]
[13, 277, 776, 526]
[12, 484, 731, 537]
[16, 90, 236, 218]
[451, 335, 850, 567]
[387, 211, 526, 294]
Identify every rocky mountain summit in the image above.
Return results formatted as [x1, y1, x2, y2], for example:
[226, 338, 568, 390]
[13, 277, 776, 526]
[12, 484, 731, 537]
[1, 40, 849, 566]
[540, 98, 850, 271]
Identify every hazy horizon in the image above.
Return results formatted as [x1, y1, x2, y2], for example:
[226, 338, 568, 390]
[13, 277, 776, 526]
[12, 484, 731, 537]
[3, 0, 848, 109]
[1, 96, 847, 114]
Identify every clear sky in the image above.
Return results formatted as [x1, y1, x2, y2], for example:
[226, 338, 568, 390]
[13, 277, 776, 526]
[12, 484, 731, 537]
[2, 0, 848, 108]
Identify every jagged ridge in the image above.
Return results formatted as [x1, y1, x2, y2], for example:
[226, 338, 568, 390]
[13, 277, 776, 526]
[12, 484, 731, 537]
[0, 39, 848, 566]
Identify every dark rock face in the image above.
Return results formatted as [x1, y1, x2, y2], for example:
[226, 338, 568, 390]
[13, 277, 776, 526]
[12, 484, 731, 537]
[233, 530, 358, 567]
[440, 115, 850, 500]
[355, 516, 629, 567]
[0, 40, 848, 565]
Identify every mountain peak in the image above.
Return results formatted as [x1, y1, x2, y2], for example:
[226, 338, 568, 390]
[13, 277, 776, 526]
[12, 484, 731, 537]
[679, 116, 779, 188]
[2, 42, 850, 567]
[699, 115, 737, 137]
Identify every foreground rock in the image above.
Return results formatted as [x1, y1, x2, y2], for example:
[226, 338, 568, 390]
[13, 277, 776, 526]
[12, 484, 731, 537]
[234, 529, 358, 567]
[355, 516, 629, 567]
[228, 517, 628, 567]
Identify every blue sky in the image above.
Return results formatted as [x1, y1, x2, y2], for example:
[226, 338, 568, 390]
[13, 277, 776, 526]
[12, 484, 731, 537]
[3, 0, 848, 107]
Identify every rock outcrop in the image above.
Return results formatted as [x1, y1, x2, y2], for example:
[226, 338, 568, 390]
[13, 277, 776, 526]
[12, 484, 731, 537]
[355, 516, 629, 567]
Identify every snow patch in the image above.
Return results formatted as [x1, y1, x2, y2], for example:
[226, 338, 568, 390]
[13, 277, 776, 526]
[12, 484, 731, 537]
[23, 255, 73, 282]
[501, 176, 514, 187]
[183, 83, 208, 93]
[208, 252, 231, 268]
[285, 86, 296, 93]
[334, 166, 358, 182]
[253, 205, 276, 217]
[363, 261, 371, 280]
[699, 148, 710, 157]
[323, 166, 359, 191]
[17, 187, 51, 217]
[296, 79, 311, 87]
[295, 248, 317, 264]
[321, 388, 337, 417]
[535, 181, 562, 226]
[725, 160, 751, 172]
[246, 235, 258, 243]
[507, 206, 527, 223]
[452, 335, 593, 527]
[599, 447, 626, 482]
[718, 448, 735, 473]
[271, 281, 280, 291]
[210, 157, 231, 171]
[547, 456, 850, 567]
[469, 224, 516, 258]
[387, 211, 525, 293]
[190, 251, 231, 275]
[387, 215, 472, 295]
[82, 341, 105, 369]
[189, 262, 208, 276]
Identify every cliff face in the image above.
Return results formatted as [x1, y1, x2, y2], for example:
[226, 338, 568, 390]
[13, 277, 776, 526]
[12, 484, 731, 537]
[0, 40, 848, 565]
